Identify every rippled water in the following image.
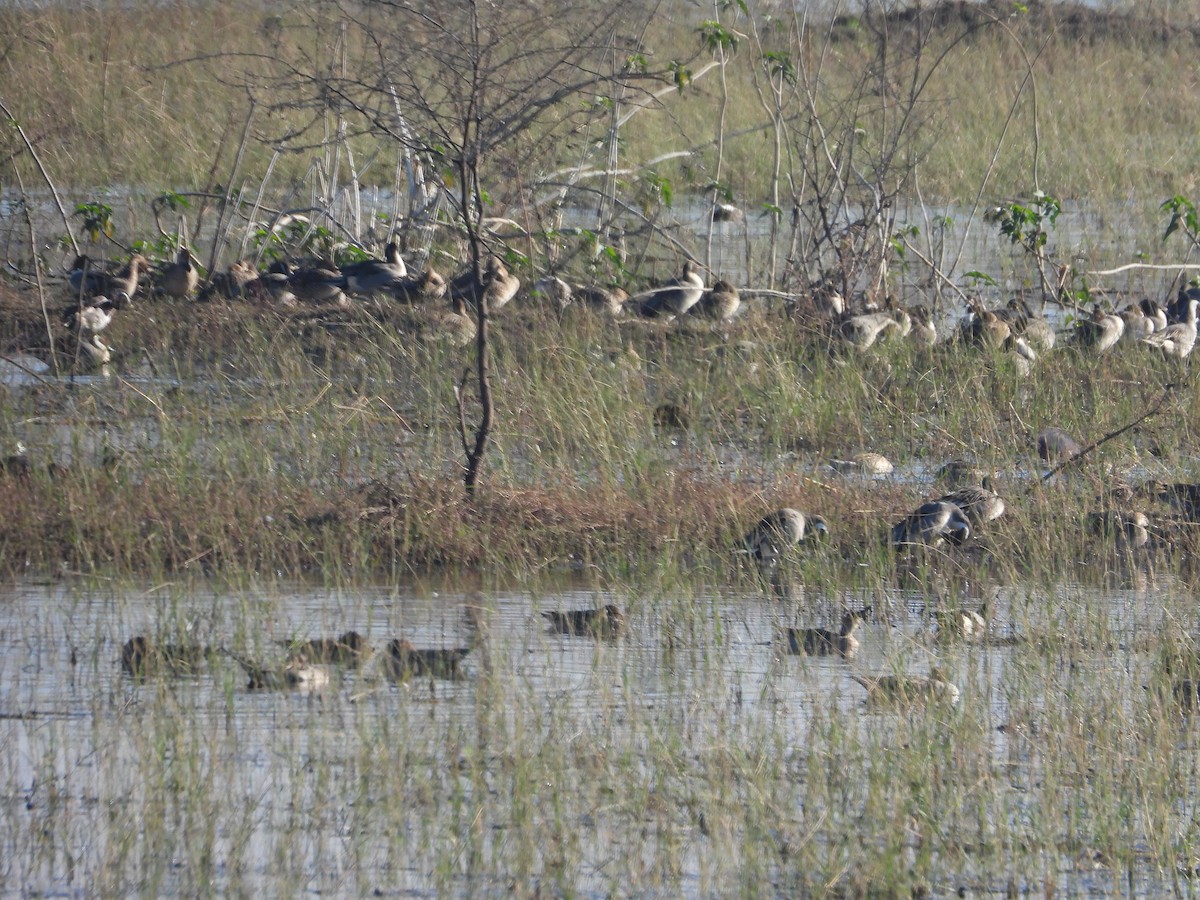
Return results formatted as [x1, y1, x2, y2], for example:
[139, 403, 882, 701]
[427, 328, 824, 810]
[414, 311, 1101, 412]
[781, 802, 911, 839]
[0, 572, 1183, 895]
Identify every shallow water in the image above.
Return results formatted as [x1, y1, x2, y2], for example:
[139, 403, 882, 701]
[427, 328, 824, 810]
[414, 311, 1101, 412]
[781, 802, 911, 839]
[0, 572, 1189, 895]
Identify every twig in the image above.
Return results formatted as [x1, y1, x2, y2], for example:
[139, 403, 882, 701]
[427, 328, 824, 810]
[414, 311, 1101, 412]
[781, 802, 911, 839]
[0, 100, 78, 258]
[453, 365, 472, 461]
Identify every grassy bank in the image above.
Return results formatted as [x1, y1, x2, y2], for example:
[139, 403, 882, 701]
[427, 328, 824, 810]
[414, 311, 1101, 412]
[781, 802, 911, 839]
[2, 276, 1198, 590]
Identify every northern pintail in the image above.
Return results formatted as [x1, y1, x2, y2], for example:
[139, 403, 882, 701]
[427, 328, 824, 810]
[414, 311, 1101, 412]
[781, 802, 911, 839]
[891, 500, 971, 548]
[532, 275, 573, 311]
[198, 260, 258, 301]
[337, 241, 409, 295]
[935, 479, 1005, 528]
[542, 604, 627, 639]
[781, 607, 872, 658]
[121, 634, 213, 678]
[829, 452, 893, 476]
[933, 604, 988, 641]
[634, 260, 706, 319]
[287, 262, 348, 305]
[838, 310, 900, 350]
[1036, 427, 1081, 463]
[278, 630, 373, 667]
[161, 248, 200, 299]
[1088, 510, 1150, 550]
[852, 666, 960, 705]
[393, 266, 448, 304]
[69, 254, 149, 299]
[384, 638, 472, 681]
[696, 280, 741, 322]
[1142, 298, 1198, 359]
[63, 292, 130, 337]
[449, 255, 521, 312]
[1070, 304, 1124, 353]
[961, 298, 1011, 348]
[574, 284, 630, 318]
[742, 508, 830, 570]
[227, 650, 331, 691]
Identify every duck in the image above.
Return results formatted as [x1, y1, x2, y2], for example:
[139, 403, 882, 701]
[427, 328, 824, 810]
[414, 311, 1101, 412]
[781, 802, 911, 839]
[1070, 304, 1124, 354]
[712, 202, 743, 223]
[837, 309, 901, 351]
[69, 254, 149, 299]
[935, 460, 988, 488]
[908, 305, 937, 346]
[541, 604, 627, 639]
[227, 650, 330, 691]
[1088, 510, 1150, 551]
[1141, 481, 1200, 520]
[933, 604, 988, 641]
[277, 630, 373, 667]
[532, 275, 573, 311]
[383, 638, 472, 681]
[1002, 334, 1037, 376]
[696, 280, 741, 322]
[449, 255, 521, 312]
[121, 634, 212, 678]
[574, 284, 629, 318]
[852, 667, 960, 705]
[393, 266, 448, 304]
[961, 298, 1011, 349]
[935, 478, 1005, 528]
[244, 263, 297, 306]
[828, 452, 893, 476]
[891, 500, 971, 549]
[741, 508, 829, 571]
[634, 260, 706, 319]
[287, 262, 348, 305]
[160, 247, 200, 299]
[336, 241, 409, 295]
[1036, 427, 1081, 464]
[198, 260, 258, 301]
[63, 292, 130, 338]
[421, 293, 477, 346]
[1120, 300, 1156, 341]
[1142, 297, 1199, 359]
[781, 608, 872, 658]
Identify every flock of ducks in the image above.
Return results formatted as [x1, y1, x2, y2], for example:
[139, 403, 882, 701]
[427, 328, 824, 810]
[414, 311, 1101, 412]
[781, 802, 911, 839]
[58, 240, 1200, 377]
[119, 602, 632, 692]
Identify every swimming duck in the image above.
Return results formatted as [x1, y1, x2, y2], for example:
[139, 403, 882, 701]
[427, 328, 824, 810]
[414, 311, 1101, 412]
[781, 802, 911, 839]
[278, 630, 373, 667]
[121, 634, 213, 678]
[384, 638, 471, 681]
[542, 604, 627, 639]
[1088, 510, 1150, 550]
[634, 260, 706, 319]
[336, 241, 409, 295]
[1142, 297, 1199, 359]
[891, 500, 971, 549]
[696, 280, 741, 322]
[741, 508, 829, 571]
[852, 666, 960, 705]
[933, 604, 988, 641]
[161, 247, 200, 299]
[228, 651, 330, 691]
[829, 452, 893, 476]
[781, 608, 872, 658]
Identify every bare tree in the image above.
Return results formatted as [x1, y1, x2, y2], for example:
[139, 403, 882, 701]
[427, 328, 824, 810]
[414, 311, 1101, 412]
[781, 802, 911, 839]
[270, 0, 670, 495]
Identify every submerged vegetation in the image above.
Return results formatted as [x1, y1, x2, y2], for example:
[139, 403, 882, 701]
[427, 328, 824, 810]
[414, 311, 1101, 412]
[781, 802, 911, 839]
[7, 0, 1200, 896]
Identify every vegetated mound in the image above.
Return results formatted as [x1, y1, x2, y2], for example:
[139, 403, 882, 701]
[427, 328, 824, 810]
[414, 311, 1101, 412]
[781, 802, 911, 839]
[832, 0, 1200, 50]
